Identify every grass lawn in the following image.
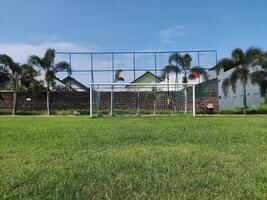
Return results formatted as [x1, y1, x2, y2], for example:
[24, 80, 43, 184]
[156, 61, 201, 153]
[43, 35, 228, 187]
[1, 116, 267, 199]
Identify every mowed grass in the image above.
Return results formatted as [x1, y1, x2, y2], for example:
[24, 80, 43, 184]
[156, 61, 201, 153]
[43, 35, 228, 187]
[1, 116, 267, 199]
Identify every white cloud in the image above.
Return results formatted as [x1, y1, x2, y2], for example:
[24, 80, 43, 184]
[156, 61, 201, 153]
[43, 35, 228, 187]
[0, 42, 172, 84]
[159, 25, 185, 44]
[0, 42, 99, 63]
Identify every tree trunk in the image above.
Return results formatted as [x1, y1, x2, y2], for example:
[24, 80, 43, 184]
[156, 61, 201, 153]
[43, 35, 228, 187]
[184, 86, 187, 114]
[12, 91, 17, 115]
[243, 85, 247, 115]
[47, 89, 50, 115]
[167, 73, 170, 110]
[12, 79, 17, 115]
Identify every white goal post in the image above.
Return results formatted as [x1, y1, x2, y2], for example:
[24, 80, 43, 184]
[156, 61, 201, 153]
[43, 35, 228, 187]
[89, 83, 195, 117]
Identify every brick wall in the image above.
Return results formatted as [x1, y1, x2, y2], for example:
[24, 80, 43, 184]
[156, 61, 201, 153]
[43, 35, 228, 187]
[0, 91, 217, 111]
[0, 92, 90, 110]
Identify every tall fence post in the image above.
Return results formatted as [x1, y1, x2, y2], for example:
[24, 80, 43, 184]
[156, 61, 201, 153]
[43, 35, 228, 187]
[193, 84, 196, 117]
[90, 84, 93, 118]
[110, 88, 113, 116]
[137, 91, 140, 115]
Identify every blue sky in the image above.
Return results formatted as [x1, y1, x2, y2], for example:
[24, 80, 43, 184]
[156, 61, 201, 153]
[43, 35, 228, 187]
[0, 0, 267, 66]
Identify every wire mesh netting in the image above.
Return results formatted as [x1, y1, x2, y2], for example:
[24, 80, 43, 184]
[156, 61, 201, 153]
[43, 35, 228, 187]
[90, 83, 195, 117]
[0, 51, 218, 116]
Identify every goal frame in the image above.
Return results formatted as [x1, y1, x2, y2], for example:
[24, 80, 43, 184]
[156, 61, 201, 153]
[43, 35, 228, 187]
[89, 83, 196, 118]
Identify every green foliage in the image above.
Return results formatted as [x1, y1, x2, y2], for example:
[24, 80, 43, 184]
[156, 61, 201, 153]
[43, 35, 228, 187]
[114, 69, 124, 82]
[28, 48, 71, 91]
[163, 53, 208, 84]
[0, 54, 20, 89]
[1, 116, 267, 199]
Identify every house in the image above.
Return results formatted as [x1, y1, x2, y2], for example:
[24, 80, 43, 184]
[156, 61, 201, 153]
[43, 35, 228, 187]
[208, 65, 265, 110]
[125, 71, 162, 91]
[61, 76, 89, 92]
[35, 73, 67, 90]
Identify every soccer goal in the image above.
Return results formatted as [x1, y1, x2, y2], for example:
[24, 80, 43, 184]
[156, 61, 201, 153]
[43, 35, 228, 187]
[89, 83, 196, 117]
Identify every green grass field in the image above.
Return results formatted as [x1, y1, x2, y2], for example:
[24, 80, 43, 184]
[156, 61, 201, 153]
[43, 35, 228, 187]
[1, 116, 267, 199]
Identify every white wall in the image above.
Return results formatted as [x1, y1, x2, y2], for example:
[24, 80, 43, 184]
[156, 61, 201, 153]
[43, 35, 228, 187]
[208, 66, 265, 110]
[159, 73, 203, 91]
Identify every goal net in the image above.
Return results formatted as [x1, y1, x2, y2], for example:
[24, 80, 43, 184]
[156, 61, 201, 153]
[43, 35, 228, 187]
[89, 83, 196, 117]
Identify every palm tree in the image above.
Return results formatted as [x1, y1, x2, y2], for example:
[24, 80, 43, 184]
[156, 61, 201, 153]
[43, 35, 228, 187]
[0, 54, 22, 115]
[215, 47, 264, 114]
[162, 65, 180, 91]
[163, 53, 208, 113]
[110, 69, 124, 116]
[179, 54, 209, 113]
[114, 69, 124, 82]
[28, 49, 70, 115]
[161, 53, 182, 112]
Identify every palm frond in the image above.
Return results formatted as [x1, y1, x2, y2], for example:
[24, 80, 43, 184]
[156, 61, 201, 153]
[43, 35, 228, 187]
[168, 53, 182, 65]
[250, 70, 267, 85]
[214, 58, 236, 75]
[253, 51, 267, 69]
[190, 66, 209, 81]
[231, 48, 244, 62]
[115, 69, 124, 82]
[222, 78, 230, 97]
[0, 54, 14, 67]
[181, 54, 192, 70]
[28, 55, 44, 69]
[250, 70, 267, 96]
[43, 49, 55, 68]
[19, 64, 38, 90]
[20, 64, 37, 76]
[229, 68, 240, 93]
[0, 66, 10, 83]
[245, 47, 263, 64]
[53, 61, 71, 73]
[161, 65, 180, 79]
[116, 77, 124, 82]
[0, 54, 19, 74]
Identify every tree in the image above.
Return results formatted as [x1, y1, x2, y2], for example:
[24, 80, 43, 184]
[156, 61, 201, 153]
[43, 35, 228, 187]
[114, 69, 124, 82]
[0, 54, 22, 115]
[162, 53, 208, 113]
[215, 47, 264, 114]
[28, 49, 70, 115]
[109, 69, 124, 116]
